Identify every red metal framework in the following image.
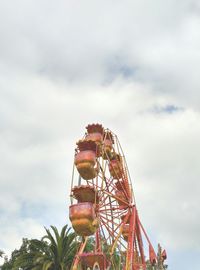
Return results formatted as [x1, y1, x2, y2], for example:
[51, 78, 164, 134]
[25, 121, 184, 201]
[69, 124, 167, 270]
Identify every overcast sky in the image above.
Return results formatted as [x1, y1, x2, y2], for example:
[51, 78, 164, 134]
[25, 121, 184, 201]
[0, 0, 200, 269]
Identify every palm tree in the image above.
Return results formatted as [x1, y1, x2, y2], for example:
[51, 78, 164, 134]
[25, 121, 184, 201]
[14, 225, 77, 270]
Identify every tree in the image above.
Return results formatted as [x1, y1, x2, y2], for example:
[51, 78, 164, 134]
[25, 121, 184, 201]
[0, 225, 77, 270]
[0, 241, 31, 270]
[13, 225, 77, 270]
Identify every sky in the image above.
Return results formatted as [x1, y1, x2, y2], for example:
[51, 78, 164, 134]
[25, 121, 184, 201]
[0, 0, 200, 269]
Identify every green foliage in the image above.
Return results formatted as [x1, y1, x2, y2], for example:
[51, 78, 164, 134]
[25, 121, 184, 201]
[0, 239, 33, 270]
[0, 225, 77, 270]
[84, 237, 95, 252]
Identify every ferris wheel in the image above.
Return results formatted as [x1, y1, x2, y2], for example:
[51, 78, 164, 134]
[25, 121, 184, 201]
[69, 124, 167, 270]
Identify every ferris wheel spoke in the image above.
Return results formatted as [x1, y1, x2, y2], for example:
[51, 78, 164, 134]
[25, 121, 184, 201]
[98, 206, 125, 212]
[97, 162, 117, 190]
[101, 216, 123, 232]
[99, 210, 122, 219]
[99, 214, 121, 228]
[99, 217, 122, 236]
[100, 187, 115, 199]
[98, 223, 112, 247]
[98, 190, 129, 208]
[98, 218, 118, 242]
[85, 179, 103, 190]
[97, 175, 116, 196]
[99, 198, 117, 208]
[98, 221, 113, 244]
[98, 222, 127, 251]
[98, 189, 114, 202]
[99, 210, 125, 222]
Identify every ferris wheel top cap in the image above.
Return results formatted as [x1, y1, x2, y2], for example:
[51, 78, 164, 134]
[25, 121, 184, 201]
[76, 139, 97, 152]
[86, 123, 104, 134]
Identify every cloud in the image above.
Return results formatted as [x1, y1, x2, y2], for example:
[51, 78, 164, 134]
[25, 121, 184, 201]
[0, 1, 200, 269]
[128, 109, 200, 251]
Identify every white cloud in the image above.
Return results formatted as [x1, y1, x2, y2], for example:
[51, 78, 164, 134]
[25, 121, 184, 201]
[0, 1, 200, 269]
